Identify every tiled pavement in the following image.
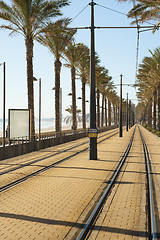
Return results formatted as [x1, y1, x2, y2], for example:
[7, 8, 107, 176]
[89, 126, 147, 240]
[0, 126, 158, 240]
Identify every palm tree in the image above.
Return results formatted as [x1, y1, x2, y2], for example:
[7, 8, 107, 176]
[149, 48, 160, 129]
[64, 43, 85, 131]
[0, 0, 69, 135]
[77, 44, 90, 129]
[37, 19, 75, 134]
[135, 102, 146, 124]
[95, 65, 110, 128]
[109, 90, 119, 126]
[95, 66, 106, 128]
[118, 0, 160, 28]
[136, 60, 155, 128]
[64, 105, 82, 126]
[0, 0, 69, 137]
[105, 82, 114, 126]
[136, 48, 160, 129]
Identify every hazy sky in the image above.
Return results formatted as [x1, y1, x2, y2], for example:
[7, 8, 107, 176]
[0, 0, 159, 119]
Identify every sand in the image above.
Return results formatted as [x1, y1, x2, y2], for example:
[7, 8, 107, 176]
[0, 123, 89, 137]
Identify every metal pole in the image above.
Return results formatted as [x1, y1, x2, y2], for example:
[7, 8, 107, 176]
[126, 93, 128, 132]
[60, 87, 62, 134]
[133, 109, 135, 126]
[129, 100, 131, 129]
[3, 62, 5, 147]
[119, 74, 123, 137]
[89, 0, 97, 160]
[39, 78, 41, 142]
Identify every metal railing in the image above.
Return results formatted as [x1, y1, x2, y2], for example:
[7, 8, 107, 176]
[0, 126, 116, 161]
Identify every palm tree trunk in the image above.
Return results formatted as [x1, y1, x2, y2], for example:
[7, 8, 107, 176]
[54, 59, 62, 134]
[97, 90, 100, 128]
[101, 94, 104, 127]
[148, 98, 152, 128]
[108, 100, 111, 126]
[105, 98, 107, 126]
[158, 84, 160, 131]
[82, 77, 86, 129]
[153, 89, 157, 130]
[26, 37, 35, 138]
[71, 66, 77, 130]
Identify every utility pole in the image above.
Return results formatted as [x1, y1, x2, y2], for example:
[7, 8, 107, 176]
[129, 100, 131, 129]
[89, 0, 97, 160]
[2, 62, 5, 147]
[126, 93, 128, 132]
[119, 74, 123, 137]
[39, 78, 41, 142]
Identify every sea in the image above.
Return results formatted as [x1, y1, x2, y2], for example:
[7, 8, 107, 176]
[0, 118, 73, 136]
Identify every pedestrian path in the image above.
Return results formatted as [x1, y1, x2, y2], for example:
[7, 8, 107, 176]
[0, 126, 159, 239]
[89, 126, 147, 240]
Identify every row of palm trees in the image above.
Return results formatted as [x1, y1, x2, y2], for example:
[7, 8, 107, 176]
[0, 0, 70, 136]
[136, 48, 160, 130]
[0, 0, 122, 136]
[116, 0, 160, 128]
[1, 0, 160, 136]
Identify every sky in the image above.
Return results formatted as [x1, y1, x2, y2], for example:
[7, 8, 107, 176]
[0, 0, 160, 120]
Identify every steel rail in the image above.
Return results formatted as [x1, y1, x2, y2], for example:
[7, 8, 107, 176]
[0, 128, 119, 194]
[0, 129, 118, 176]
[139, 127, 159, 240]
[78, 126, 136, 240]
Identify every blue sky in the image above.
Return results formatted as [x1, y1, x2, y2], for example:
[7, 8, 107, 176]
[0, 0, 160, 119]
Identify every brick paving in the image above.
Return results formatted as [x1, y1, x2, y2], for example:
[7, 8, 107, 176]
[0, 126, 155, 239]
[88, 126, 147, 240]
[139, 126, 160, 235]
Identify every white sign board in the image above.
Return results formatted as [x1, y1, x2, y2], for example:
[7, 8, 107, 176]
[9, 109, 30, 140]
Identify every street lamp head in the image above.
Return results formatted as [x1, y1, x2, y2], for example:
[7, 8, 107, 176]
[77, 97, 82, 100]
[33, 77, 38, 81]
[86, 100, 89, 103]
[68, 93, 72, 96]
[52, 87, 56, 90]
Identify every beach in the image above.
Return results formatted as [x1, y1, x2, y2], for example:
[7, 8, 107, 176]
[0, 121, 89, 137]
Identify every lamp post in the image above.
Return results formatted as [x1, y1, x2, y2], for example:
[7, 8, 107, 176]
[89, 0, 97, 160]
[39, 78, 41, 141]
[119, 74, 123, 137]
[129, 100, 131, 129]
[34, 77, 41, 142]
[0, 62, 6, 147]
[77, 97, 89, 129]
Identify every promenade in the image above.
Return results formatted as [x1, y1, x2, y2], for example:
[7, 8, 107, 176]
[0, 125, 159, 239]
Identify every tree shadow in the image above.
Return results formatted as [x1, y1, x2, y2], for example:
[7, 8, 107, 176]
[0, 212, 152, 238]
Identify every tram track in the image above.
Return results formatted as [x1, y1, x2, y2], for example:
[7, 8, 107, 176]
[73, 125, 159, 240]
[76, 126, 136, 240]
[139, 126, 160, 240]
[0, 128, 119, 193]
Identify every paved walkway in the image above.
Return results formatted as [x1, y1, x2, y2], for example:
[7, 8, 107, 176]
[0, 126, 159, 239]
[89, 126, 147, 240]
[140, 126, 160, 235]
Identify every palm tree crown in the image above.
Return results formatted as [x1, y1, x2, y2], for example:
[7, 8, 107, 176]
[37, 18, 75, 134]
[118, 0, 160, 27]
